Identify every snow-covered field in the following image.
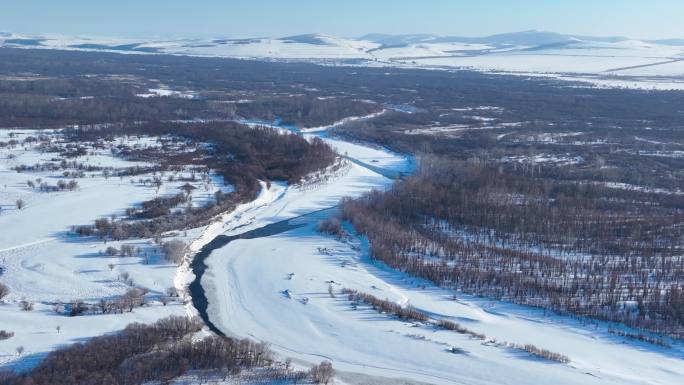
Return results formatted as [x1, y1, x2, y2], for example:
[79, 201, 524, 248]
[3, 31, 684, 90]
[0, 124, 409, 373]
[1, 115, 682, 383]
[0, 130, 233, 368]
[178, 128, 682, 385]
[202, 221, 683, 385]
[306, 133, 413, 176]
[0, 302, 182, 371]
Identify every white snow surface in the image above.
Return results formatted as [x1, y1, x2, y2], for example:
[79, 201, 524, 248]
[3, 125, 679, 384]
[0, 131, 233, 367]
[0, 59, 682, 383]
[0, 125, 406, 373]
[202, 221, 684, 385]
[3, 31, 684, 90]
[307, 133, 412, 175]
[179, 129, 683, 385]
[0, 302, 183, 371]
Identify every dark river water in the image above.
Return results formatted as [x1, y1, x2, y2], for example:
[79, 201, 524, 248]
[188, 218, 306, 335]
[188, 122, 408, 335]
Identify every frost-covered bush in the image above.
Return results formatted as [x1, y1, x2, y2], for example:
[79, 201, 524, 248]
[162, 240, 187, 265]
[310, 361, 334, 385]
[317, 217, 346, 238]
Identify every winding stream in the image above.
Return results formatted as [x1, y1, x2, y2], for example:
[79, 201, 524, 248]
[188, 119, 409, 336]
[189, 218, 306, 335]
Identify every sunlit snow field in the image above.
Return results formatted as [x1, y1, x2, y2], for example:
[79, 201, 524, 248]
[1, 119, 682, 384]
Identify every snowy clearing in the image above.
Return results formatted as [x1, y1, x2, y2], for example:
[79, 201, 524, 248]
[202, 219, 683, 385]
[4, 31, 684, 90]
[0, 131, 236, 367]
[181, 127, 684, 385]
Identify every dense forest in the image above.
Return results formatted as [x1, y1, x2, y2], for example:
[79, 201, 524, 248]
[341, 157, 684, 338]
[0, 48, 380, 128]
[67, 121, 336, 239]
[0, 316, 327, 385]
[2, 45, 683, 351]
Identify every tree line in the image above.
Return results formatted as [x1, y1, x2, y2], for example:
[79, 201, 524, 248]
[341, 157, 684, 338]
[0, 315, 335, 385]
[69, 121, 336, 240]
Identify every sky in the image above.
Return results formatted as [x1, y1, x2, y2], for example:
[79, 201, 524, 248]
[1, 0, 683, 39]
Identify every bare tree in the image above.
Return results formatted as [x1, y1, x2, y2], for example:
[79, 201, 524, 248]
[69, 300, 87, 316]
[105, 246, 119, 256]
[119, 244, 136, 257]
[67, 180, 79, 191]
[19, 300, 34, 311]
[121, 288, 145, 312]
[310, 361, 334, 384]
[161, 240, 187, 265]
[0, 330, 13, 341]
[166, 287, 178, 297]
[0, 282, 9, 301]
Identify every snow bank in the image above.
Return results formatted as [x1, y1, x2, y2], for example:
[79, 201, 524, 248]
[203, 221, 684, 385]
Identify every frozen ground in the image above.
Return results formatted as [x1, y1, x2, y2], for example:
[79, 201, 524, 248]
[202, 220, 684, 385]
[3, 31, 684, 90]
[0, 130, 233, 367]
[1, 121, 682, 384]
[306, 133, 413, 177]
[192, 129, 683, 384]
[0, 302, 183, 371]
[0, 124, 408, 373]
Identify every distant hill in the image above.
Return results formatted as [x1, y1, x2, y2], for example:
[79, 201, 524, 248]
[2, 30, 683, 82]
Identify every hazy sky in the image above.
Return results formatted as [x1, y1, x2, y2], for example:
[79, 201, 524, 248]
[2, 0, 683, 39]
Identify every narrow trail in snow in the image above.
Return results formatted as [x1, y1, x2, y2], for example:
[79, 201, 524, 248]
[602, 58, 684, 73]
[0, 238, 54, 254]
[341, 155, 407, 180]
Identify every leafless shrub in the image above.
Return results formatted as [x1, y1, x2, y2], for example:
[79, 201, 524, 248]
[161, 240, 187, 265]
[118, 272, 134, 286]
[19, 300, 34, 311]
[0, 282, 9, 300]
[119, 244, 136, 257]
[309, 361, 334, 384]
[317, 217, 346, 238]
[166, 286, 178, 297]
[68, 301, 88, 317]
[343, 289, 489, 342]
[438, 319, 486, 340]
[343, 288, 429, 322]
[0, 330, 14, 341]
[608, 328, 671, 348]
[503, 342, 570, 363]
[0, 316, 282, 385]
